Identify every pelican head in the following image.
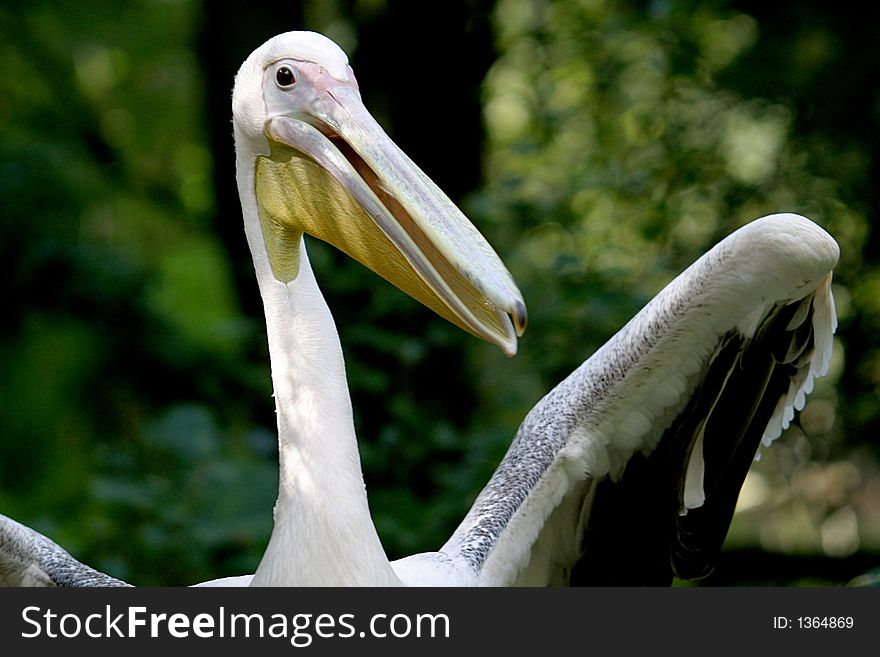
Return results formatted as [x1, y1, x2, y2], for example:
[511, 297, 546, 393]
[232, 31, 526, 355]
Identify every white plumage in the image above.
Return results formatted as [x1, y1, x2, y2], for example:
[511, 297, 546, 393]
[0, 32, 839, 587]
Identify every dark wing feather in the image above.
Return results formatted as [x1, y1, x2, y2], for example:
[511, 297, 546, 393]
[571, 297, 819, 584]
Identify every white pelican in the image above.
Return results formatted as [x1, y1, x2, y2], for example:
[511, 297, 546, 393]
[0, 31, 838, 587]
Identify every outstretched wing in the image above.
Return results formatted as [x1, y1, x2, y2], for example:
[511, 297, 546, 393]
[440, 213, 839, 585]
[0, 513, 130, 587]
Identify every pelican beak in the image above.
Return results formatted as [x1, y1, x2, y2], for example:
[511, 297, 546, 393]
[254, 63, 526, 356]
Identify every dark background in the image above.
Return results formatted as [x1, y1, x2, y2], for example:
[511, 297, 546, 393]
[1, 0, 878, 585]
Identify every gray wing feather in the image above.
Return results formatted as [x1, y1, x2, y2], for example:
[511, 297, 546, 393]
[0, 513, 130, 587]
[441, 214, 838, 586]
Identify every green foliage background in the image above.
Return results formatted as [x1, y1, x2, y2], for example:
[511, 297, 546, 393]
[1, 0, 878, 585]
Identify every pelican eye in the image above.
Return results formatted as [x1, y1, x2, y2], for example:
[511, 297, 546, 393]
[275, 66, 296, 88]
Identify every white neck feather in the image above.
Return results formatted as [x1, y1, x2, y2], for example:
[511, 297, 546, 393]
[236, 142, 401, 586]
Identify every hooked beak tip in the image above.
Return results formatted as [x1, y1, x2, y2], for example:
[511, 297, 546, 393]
[513, 300, 528, 337]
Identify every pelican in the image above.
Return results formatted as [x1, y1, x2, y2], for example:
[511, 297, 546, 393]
[0, 31, 838, 587]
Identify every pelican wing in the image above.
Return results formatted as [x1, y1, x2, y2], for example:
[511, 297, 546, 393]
[0, 513, 130, 587]
[440, 214, 839, 585]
